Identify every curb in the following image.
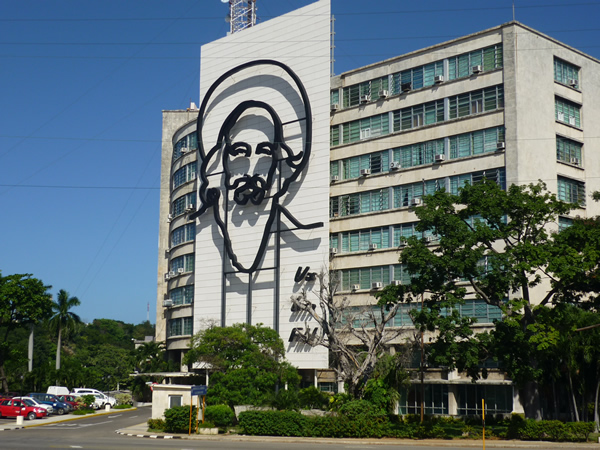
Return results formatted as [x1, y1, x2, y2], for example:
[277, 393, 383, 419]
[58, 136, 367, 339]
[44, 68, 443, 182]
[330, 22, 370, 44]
[115, 430, 181, 439]
[0, 407, 138, 431]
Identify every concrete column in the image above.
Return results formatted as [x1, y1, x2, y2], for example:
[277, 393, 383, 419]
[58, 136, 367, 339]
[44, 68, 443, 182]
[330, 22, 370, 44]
[448, 384, 458, 416]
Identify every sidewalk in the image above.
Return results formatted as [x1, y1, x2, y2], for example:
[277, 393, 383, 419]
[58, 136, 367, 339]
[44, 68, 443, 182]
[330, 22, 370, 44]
[0, 407, 133, 431]
[114, 421, 599, 448]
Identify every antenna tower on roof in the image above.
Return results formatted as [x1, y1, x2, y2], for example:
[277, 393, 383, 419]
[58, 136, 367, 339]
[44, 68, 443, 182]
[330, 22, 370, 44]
[223, 0, 257, 35]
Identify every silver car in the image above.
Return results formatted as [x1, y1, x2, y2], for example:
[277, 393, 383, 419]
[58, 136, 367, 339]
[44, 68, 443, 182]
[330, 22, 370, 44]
[14, 396, 54, 415]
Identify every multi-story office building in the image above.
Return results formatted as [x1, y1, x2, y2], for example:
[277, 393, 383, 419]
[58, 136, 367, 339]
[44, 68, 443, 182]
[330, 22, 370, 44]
[157, 0, 600, 416]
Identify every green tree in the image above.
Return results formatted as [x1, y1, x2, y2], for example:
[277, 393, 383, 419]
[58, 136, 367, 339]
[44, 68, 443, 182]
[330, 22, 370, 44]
[49, 289, 81, 371]
[183, 323, 299, 407]
[134, 340, 166, 373]
[0, 273, 53, 393]
[383, 179, 599, 419]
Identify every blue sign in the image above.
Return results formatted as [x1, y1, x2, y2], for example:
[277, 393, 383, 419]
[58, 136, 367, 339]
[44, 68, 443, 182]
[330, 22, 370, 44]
[191, 385, 207, 396]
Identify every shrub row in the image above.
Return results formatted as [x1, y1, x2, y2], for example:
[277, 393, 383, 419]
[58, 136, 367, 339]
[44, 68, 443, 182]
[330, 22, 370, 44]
[507, 415, 595, 442]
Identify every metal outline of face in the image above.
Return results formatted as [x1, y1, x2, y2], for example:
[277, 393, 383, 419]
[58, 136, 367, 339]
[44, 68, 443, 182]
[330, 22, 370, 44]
[190, 60, 313, 274]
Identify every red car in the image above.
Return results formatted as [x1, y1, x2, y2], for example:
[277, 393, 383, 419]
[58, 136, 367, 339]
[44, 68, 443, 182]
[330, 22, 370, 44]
[57, 395, 79, 409]
[0, 398, 47, 420]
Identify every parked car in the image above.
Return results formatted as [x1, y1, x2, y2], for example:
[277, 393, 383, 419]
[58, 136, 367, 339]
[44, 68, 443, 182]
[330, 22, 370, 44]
[27, 393, 70, 415]
[47, 386, 70, 396]
[57, 395, 78, 410]
[0, 398, 47, 420]
[12, 396, 54, 415]
[71, 389, 116, 408]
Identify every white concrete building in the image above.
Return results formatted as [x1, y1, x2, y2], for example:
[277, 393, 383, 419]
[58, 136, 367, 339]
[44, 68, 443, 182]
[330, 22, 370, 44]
[157, 0, 600, 416]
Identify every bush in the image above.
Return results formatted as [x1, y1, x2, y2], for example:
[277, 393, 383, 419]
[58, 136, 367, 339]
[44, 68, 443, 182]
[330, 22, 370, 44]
[114, 393, 132, 406]
[204, 404, 235, 428]
[298, 386, 329, 410]
[164, 405, 197, 433]
[270, 389, 300, 411]
[147, 418, 166, 431]
[80, 395, 96, 408]
[239, 410, 308, 436]
[507, 414, 594, 442]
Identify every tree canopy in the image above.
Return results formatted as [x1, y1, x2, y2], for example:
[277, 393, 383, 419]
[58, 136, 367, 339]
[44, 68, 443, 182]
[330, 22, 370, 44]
[183, 323, 299, 407]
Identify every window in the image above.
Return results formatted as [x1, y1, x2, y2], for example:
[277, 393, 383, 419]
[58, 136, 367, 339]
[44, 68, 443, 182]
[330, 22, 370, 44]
[173, 132, 198, 161]
[555, 97, 581, 127]
[340, 265, 391, 291]
[391, 61, 444, 94]
[399, 384, 449, 415]
[330, 89, 339, 108]
[393, 100, 444, 132]
[393, 139, 445, 168]
[342, 77, 390, 108]
[448, 44, 503, 80]
[171, 253, 194, 273]
[172, 192, 196, 217]
[458, 385, 512, 415]
[449, 85, 504, 119]
[173, 163, 197, 189]
[449, 168, 506, 195]
[171, 223, 196, 247]
[449, 127, 505, 159]
[330, 189, 389, 218]
[341, 151, 389, 179]
[170, 285, 194, 306]
[393, 179, 444, 208]
[169, 395, 183, 408]
[458, 299, 502, 323]
[556, 136, 582, 165]
[167, 317, 193, 337]
[557, 176, 585, 206]
[554, 58, 579, 87]
[558, 217, 573, 231]
[338, 226, 390, 253]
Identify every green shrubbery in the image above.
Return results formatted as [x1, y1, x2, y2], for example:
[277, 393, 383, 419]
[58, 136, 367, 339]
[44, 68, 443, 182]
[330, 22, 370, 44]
[114, 393, 132, 406]
[204, 404, 235, 428]
[164, 405, 197, 433]
[507, 414, 594, 442]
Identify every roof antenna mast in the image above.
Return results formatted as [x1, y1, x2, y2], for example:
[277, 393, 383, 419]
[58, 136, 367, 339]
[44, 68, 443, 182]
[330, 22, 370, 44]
[223, 0, 257, 35]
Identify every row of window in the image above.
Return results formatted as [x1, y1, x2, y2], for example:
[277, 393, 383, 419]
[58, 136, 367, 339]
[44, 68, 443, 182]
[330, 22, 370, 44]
[173, 132, 198, 161]
[330, 223, 437, 254]
[172, 192, 196, 218]
[173, 162, 197, 190]
[555, 97, 581, 128]
[330, 168, 506, 218]
[330, 85, 504, 147]
[398, 384, 512, 416]
[171, 223, 196, 248]
[557, 176, 586, 206]
[167, 317, 193, 337]
[554, 57, 580, 88]
[330, 127, 505, 180]
[332, 44, 503, 109]
[170, 285, 194, 306]
[170, 253, 194, 273]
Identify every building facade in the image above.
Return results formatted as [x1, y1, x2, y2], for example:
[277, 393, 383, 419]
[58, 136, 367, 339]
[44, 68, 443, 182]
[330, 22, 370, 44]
[157, 0, 600, 416]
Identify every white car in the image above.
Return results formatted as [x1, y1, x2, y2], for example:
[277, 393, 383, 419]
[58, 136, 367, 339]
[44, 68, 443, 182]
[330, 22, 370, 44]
[13, 396, 54, 415]
[71, 389, 116, 409]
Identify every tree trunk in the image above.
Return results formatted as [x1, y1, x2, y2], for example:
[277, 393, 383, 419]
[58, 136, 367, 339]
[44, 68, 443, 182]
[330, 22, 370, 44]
[567, 371, 580, 422]
[552, 381, 559, 420]
[0, 363, 8, 393]
[593, 378, 599, 432]
[522, 381, 543, 420]
[56, 327, 62, 371]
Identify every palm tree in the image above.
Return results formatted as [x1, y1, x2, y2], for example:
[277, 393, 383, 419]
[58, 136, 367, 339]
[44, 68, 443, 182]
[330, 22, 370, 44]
[49, 290, 81, 371]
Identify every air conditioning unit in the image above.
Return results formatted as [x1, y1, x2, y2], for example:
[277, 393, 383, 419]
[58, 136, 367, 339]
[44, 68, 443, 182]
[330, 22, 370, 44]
[401, 82, 412, 93]
[332, 212, 339, 218]
[398, 241, 407, 248]
[168, 271, 176, 278]
[496, 142, 506, 151]
[164, 273, 171, 281]
[330, 103, 339, 112]
[360, 168, 371, 176]
[434, 154, 445, 162]
[351, 284, 360, 291]
[360, 94, 370, 103]
[568, 116, 576, 126]
[368, 243, 378, 251]
[390, 161, 401, 170]
[570, 157, 580, 165]
[331, 175, 339, 182]
[177, 268, 185, 274]
[411, 197, 422, 206]
[360, 128, 371, 140]
[434, 75, 444, 84]
[557, 111, 565, 122]
[472, 65, 483, 74]
[378, 89, 389, 99]
[185, 204, 194, 212]
[371, 282, 383, 289]
[569, 79, 578, 88]
[167, 214, 173, 223]
[425, 236, 438, 243]
[391, 280, 402, 286]
[163, 299, 173, 308]
[329, 247, 338, 256]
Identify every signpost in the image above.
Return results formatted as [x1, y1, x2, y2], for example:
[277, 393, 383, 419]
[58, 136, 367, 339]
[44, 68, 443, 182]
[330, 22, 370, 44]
[189, 385, 208, 435]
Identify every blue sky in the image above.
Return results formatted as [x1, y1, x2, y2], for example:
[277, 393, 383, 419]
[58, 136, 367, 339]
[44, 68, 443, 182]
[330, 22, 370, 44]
[1, 0, 599, 325]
